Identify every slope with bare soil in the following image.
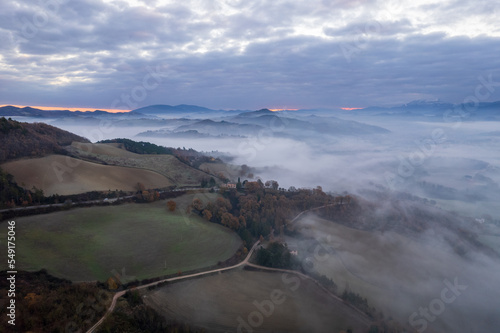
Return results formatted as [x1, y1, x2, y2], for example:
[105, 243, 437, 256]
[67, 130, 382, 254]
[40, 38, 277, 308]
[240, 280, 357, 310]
[67, 142, 213, 187]
[1, 154, 172, 195]
[144, 269, 370, 333]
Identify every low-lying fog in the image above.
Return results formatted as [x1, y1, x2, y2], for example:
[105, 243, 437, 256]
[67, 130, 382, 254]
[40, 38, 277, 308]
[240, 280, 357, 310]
[11, 108, 500, 331]
[291, 214, 500, 332]
[42, 110, 499, 220]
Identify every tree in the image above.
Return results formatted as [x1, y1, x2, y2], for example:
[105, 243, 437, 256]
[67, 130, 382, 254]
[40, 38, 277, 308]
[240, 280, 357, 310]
[32, 186, 44, 204]
[271, 180, 279, 190]
[203, 209, 213, 221]
[239, 215, 246, 229]
[236, 177, 242, 190]
[166, 200, 176, 212]
[245, 181, 261, 193]
[208, 177, 216, 187]
[192, 198, 203, 211]
[265, 180, 279, 190]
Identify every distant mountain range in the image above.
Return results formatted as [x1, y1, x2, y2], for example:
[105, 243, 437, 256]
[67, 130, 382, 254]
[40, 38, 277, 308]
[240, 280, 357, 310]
[0, 100, 500, 130]
[1, 100, 498, 124]
[0, 105, 145, 118]
[355, 100, 500, 120]
[136, 108, 390, 139]
[134, 104, 216, 114]
[2, 101, 497, 143]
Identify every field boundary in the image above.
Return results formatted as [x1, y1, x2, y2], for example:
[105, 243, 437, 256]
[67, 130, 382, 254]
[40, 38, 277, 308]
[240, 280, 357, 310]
[86, 201, 370, 333]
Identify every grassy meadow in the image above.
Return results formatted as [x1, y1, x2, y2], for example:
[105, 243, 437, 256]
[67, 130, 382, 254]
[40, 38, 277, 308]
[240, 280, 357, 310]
[0, 194, 241, 282]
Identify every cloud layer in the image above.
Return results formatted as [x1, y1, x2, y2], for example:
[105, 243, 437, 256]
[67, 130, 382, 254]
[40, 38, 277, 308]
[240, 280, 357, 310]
[1, 0, 500, 109]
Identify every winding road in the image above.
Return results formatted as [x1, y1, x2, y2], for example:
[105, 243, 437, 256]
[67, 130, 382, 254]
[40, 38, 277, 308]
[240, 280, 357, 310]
[86, 240, 262, 333]
[86, 200, 371, 333]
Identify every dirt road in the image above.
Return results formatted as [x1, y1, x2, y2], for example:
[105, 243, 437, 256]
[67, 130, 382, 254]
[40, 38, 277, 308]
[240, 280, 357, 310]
[86, 201, 354, 332]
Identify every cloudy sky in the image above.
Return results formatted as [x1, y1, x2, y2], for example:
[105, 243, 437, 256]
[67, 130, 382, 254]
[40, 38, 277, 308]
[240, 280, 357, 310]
[1, 0, 500, 110]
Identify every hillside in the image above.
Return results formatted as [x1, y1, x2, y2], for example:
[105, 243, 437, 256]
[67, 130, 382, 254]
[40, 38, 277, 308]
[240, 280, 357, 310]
[66, 142, 216, 187]
[0, 117, 89, 162]
[0, 270, 110, 332]
[0, 195, 241, 281]
[0, 120, 224, 197]
[144, 270, 371, 332]
[1, 155, 172, 195]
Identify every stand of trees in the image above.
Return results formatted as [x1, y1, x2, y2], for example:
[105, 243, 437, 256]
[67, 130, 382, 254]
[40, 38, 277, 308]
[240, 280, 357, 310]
[99, 138, 174, 155]
[0, 117, 89, 162]
[98, 290, 206, 333]
[0, 270, 109, 332]
[0, 167, 45, 208]
[189, 182, 343, 247]
[255, 242, 293, 269]
[200, 177, 216, 188]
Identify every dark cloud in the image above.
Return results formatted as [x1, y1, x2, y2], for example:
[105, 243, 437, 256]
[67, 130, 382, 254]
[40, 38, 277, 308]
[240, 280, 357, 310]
[0, 0, 499, 109]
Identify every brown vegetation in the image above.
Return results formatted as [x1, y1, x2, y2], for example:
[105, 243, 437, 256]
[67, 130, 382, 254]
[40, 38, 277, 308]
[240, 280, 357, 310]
[0, 270, 110, 332]
[1, 155, 172, 195]
[166, 200, 177, 211]
[0, 117, 89, 162]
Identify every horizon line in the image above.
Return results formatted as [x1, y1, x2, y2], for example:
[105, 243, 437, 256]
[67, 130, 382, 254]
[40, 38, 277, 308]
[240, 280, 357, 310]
[0, 104, 132, 113]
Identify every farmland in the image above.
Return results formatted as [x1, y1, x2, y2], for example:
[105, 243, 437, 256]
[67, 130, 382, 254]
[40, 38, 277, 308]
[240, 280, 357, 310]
[67, 142, 213, 187]
[0, 194, 241, 281]
[143, 269, 370, 332]
[0, 154, 172, 195]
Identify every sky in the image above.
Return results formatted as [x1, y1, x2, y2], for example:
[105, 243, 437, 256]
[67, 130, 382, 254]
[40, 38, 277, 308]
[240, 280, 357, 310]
[1, 0, 500, 111]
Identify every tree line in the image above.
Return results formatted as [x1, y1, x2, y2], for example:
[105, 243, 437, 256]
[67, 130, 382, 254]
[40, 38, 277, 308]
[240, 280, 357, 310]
[189, 181, 346, 247]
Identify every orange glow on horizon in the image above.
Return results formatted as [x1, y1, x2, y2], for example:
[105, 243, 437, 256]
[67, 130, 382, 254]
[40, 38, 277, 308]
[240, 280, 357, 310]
[0, 104, 131, 113]
[341, 107, 363, 111]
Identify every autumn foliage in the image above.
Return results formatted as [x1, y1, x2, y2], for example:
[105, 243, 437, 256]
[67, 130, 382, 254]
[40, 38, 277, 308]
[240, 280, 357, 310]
[166, 200, 177, 211]
[191, 184, 340, 245]
[0, 117, 89, 162]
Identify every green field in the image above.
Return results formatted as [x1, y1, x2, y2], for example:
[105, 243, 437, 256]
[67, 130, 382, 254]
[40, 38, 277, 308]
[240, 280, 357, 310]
[144, 270, 370, 332]
[0, 194, 241, 282]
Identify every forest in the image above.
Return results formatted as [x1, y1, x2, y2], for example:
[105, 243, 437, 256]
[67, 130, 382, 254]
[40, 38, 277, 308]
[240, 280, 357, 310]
[189, 181, 352, 248]
[0, 117, 89, 162]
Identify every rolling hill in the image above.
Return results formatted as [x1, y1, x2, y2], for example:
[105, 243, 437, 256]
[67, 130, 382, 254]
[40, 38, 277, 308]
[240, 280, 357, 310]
[0, 118, 221, 196]
[0, 117, 90, 162]
[66, 142, 214, 187]
[0, 154, 172, 195]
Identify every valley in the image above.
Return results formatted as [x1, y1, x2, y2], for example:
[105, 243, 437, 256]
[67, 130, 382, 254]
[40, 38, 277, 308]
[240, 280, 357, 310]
[1, 102, 500, 333]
